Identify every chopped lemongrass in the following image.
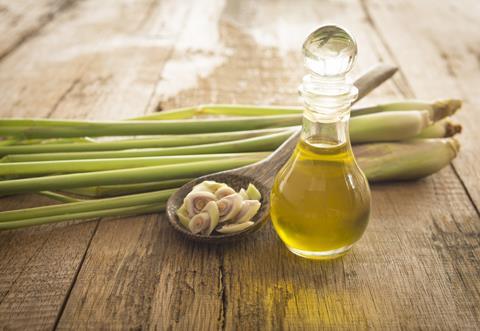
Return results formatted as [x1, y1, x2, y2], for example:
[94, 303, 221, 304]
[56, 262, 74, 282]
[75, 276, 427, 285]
[176, 180, 263, 235]
[176, 204, 191, 228]
[216, 221, 254, 234]
[184, 191, 217, 217]
[238, 188, 249, 200]
[202, 201, 219, 235]
[234, 200, 261, 224]
[217, 194, 243, 223]
[245, 184, 261, 201]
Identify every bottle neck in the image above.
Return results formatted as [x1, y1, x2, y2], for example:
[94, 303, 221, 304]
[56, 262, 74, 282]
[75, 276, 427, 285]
[298, 73, 356, 149]
[301, 110, 350, 148]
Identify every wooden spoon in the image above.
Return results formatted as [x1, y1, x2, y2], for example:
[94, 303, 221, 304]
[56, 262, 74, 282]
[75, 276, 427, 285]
[166, 128, 300, 243]
[166, 64, 397, 243]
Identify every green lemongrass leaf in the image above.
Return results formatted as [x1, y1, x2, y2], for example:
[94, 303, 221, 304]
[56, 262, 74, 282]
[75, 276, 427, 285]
[0, 203, 165, 230]
[0, 152, 270, 177]
[0, 128, 290, 156]
[0, 115, 302, 139]
[38, 191, 84, 203]
[63, 178, 193, 198]
[352, 98, 462, 120]
[133, 104, 303, 120]
[0, 155, 265, 194]
[2, 130, 291, 162]
[0, 189, 175, 222]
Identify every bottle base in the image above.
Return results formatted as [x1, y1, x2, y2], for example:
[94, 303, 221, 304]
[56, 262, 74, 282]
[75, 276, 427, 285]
[287, 244, 353, 260]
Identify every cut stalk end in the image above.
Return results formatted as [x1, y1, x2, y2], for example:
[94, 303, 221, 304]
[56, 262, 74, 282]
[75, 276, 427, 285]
[431, 99, 462, 121]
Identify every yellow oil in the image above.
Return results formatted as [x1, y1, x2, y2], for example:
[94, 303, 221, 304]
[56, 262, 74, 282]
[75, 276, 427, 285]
[270, 137, 370, 259]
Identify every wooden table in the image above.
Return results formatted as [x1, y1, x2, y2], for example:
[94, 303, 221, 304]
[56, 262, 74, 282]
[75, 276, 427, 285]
[1, 0, 479, 329]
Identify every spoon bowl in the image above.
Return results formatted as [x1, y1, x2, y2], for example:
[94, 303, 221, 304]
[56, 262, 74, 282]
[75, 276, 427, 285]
[166, 129, 299, 243]
[166, 172, 273, 243]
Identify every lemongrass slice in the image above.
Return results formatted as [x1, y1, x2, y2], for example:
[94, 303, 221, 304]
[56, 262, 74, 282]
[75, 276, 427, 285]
[217, 221, 254, 234]
[238, 188, 249, 200]
[234, 200, 261, 224]
[176, 203, 190, 228]
[192, 180, 226, 193]
[217, 193, 243, 222]
[215, 186, 236, 199]
[184, 191, 216, 217]
[245, 183, 261, 201]
[202, 201, 219, 235]
[188, 212, 211, 234]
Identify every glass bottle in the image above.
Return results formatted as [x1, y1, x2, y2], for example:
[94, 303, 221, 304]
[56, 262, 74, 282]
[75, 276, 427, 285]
[270, 25, 371, 260]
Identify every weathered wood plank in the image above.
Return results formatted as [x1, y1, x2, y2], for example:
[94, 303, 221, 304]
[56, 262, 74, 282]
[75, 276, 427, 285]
[0, 0, 479, 329]
[217, 0, 480, 330]
[0, 0, 77, 62]
[56, 1, 229, 328]
[0, 220, 97, 329]
[57, 215, 223, 330]
[361, 0, 480, 210]
[0, 0, 185, 328]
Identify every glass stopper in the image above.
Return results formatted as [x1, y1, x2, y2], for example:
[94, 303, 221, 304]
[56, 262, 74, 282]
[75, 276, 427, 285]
[302, 25, 357, 77]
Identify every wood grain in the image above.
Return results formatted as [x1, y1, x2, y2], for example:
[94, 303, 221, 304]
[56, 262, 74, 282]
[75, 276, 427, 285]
[0, 0, 185, 328]
[0, 0, 77, 62]
[0, 0, 479, 329]
[361, 0, 480, 209]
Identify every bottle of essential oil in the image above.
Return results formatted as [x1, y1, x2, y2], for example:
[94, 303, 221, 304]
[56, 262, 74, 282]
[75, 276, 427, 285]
[270, 25, 371, 259]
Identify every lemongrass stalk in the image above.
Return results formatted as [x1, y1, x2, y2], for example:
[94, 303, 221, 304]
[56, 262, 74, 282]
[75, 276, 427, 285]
[349, 110, 432, 143]
[132, 105, 303, 120]
[63, 178, 193, 198]
[0, 154, 266, 194]
[2, 130, 292, 162]
[0, 109, 438, 162]
[11, 137, 94, 145]
[0, 189, 175, 222]
[416, 118, 462, 139]
[354, 138, 459, 182]
[0, 152, 270, 177]
[0, 137, 92, 146]
[0, 137, 460, 229]
[0, 138, 18, 146]
[0, 128, 289, 156]
[0, 203, 165, 230]
[352, 99, 462, 120]
[38, 191, 84, 203]
[0, 114, 302, 139]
